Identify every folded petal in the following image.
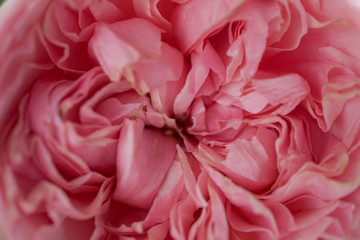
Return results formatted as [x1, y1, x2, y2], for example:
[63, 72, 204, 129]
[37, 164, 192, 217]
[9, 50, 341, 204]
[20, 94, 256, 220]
[135, 42, 184, 90]
[178, 146, 207, 208]
[252, 73, 310, 115]
[174, 42, 225, 115]
[172, 0, 246, 53]
[0, 0, 52, 131]
[89, 24, 139, 81]
[132, 161, 184, 233]
[113, 119, 178, 209]
[204, 165, 279, 236]
[268, 0, 307, 51]
[196, 126, 278, 192]
[170, 194, 198, 239]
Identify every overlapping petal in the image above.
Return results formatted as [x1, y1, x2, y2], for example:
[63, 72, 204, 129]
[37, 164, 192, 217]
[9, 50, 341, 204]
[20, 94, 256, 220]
[1, 0, 360, 239]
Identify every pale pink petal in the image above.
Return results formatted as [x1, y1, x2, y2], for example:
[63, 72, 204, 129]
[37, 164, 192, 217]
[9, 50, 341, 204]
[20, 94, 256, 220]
[189, 101, 243, 135]
[24, 70, 123, 177]
[225, 126, 278, 190]
[66, 125, 119, 175]
[89, 0, 124, 22]
[27, 80, 110, 178]
[147, 221, 170, 240]
[170, 196, 197, 240]
[172, 0, 246, 53]
[206, 186, 229, 240]
[302, 0, 360, 30]
[281, 217, 333, 240]
[261, 21, 360, 132]
[0, 0, 53, 131]
[238, 91, 268, 114]
[2, 0, 360, 239]
[230, 0, 282, 81]
[177, 146, 207, 208]
[110, 18, 162, 57]
[208, 22, 244, 84]
[135, 42, 184, 90]
[54, 4, 93, 42]
[252, 73, 310, 115]
[89, 24, 139, 81]
[321, 67, 360, 129]
[32, 136, 107, 191]
[79, 80, 134, 126]
[42, 3, 93, 72]
[100, 162, 183, 238]
[132, 161, 184, 232]
[150, 63, 188, 116]
[338, 188, 360, 239]
[284, 195, 338, 229]
[328, 201, 357, 237]
[267, 170, 359, 203]
[242, 116, 293, 191]
[95, 97, 144, 123]
[187, 203, 209, 240]
[204, 166, 279, 236]
[264, 201, 296, 236]
[113, 119, 178, 209]
[226, 203, 277, 240]
[196, 126, 278, 192]
[18, 177, 113, 222]
[268, 0, 307, 51]
[333, 148, 360, 187]
[174, 42, 225, 115]
[133, 0, 173, 32]
[62, 0, 91, 10]
[145, 112, 167, 129]
[330, 96, 360, 148]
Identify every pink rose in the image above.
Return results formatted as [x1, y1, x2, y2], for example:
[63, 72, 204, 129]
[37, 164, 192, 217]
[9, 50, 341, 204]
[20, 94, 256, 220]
[1, 0, 360, 239]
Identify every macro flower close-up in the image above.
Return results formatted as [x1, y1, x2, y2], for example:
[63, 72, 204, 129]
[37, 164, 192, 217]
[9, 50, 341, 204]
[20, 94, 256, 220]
[1, 0, 360, 239]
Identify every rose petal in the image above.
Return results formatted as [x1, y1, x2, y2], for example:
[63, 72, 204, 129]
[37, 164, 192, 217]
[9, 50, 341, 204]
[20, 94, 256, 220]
[89, 24, 139, 81]
[172, 0, 246, 53]
[135, 42, 184, 90]
[177, 146, 207, 208]
[252, 73, 310, 115]
[204, 165, 279, 236]
[132, 161, 184, 233]
[113, 119, 178, 209]
[174, 42, 225, 115]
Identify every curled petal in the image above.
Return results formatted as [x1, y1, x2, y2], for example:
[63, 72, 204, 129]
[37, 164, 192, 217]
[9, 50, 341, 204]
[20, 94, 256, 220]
[132, 161, 184, 233]
[195, 126, 278, 192]
[177, 146, 207, 208]
[174, 42, 225, 115]
[0, 0, 52, 131]
[204, 165, 279, 237]
[113, 119, 178, 209]
[135, 42, 184, 90]
[89, 24, 139, 81]
[251, 73, 310, 115]
[172, 0, 246, 53]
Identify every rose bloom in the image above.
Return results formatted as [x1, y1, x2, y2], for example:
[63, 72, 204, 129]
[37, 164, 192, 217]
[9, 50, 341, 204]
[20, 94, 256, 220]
[1, 0, 360, 239]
